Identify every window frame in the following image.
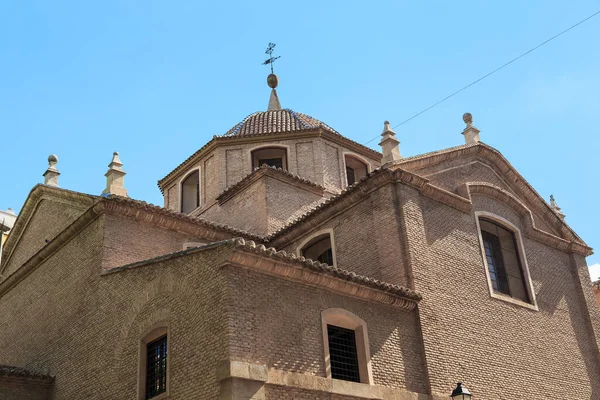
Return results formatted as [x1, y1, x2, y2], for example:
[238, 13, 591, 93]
[321, 308, 373, 385]
[179, 168, 201, 214]
[296, 229, 337, 267]
[474, 211, 538, 311]
[342, 152, 371, 187]
[138, 325, 170, 400]
[250, 146, 289, 171]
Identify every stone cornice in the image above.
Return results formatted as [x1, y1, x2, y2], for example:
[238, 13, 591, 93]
[157, 130, 381, 193]
[268, 166, 472, 246]
[217, 164, 326, 205]
[461, 182, 593, 256]
[103, 238, 421, 310]
[397, 142, 585, 245]
[227, 238, 420, 310]
[0, 185, 97, 274]
[100, 195, 263, 241]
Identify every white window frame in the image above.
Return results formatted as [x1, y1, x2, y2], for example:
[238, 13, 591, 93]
[179, 167, 201, 214]
[342, 152, 371, 187]
[474, 211, 538, 311]
[321, 308, 373, 385]
[296, 228, 337, 267]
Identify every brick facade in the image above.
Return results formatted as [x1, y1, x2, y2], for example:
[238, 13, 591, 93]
[0, 111, 597, 399]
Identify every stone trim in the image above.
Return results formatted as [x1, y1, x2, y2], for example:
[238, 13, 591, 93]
[217, 164, 325, 205]
[226, 238, 420, 309]
[462, 182, 593, 256]
[397, 142, 586, 246]
[158, 130, 381, 193]
[217, 361, 432, 400]
[321, 308, 373, 384]
[101, 195, 262, 241]
[474, 211, 539, 311]
[103, 238, 421, 310]
[0, 365, 54, 382]
[0, 185, 96, 273]
[268, 166, 472, 246]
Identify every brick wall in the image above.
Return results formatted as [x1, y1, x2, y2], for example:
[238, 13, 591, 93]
[282, 184, 408, 286]
[101, 213, 208, 269]
[0, 377, 52, 400]
[0, 216, 232, 400]
[408, 187, 600, 398]
[225, 267, 429, 394]
[2, 198, 87, 280]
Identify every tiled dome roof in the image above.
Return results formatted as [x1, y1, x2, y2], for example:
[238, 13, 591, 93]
[223, 109, 340, 137]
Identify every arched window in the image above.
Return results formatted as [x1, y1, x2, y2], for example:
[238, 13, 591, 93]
[180, 170, 200, 214]
[300, 232, 335, 266]
[138, 326, 169, 400]
[321, 308, 373, 384]
[344, 155, 368, 186]
[478, 216, 533, 304]
[251, 147, 288, 170]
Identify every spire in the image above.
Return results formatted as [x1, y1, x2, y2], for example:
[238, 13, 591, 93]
[379, 121, 402, 164]
[43, 154, 60, 187]
[461, 112, 481, 144]
[102, 152, 128, 197]
[549, 194, 566, 220]
[267, 74, 281, 111]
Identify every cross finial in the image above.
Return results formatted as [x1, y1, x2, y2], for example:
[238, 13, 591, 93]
[262, 42, 280, 74]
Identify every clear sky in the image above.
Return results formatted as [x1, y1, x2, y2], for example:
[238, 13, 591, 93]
[1, 1, 599, 274]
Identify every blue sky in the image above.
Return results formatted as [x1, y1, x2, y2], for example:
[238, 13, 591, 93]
[1, 1, 599, 273]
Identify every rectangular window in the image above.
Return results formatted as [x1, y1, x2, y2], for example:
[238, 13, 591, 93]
[346, 166, 356, 185]
[146, 335, 167, 399]
[479, 218, 530, 303]
[327, 325, 360, 383]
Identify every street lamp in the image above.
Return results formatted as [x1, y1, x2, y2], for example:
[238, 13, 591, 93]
[451, 382, 472, 399]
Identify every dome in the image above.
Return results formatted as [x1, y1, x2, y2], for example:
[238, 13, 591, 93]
[223, 109, 340, 137]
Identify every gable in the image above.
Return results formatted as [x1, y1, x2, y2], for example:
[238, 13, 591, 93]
[0, 186, 95, 281]
[398, 143, 577, 242]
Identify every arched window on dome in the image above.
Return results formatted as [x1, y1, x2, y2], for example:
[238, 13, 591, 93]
[251, 147, 288, 170]
[180, 170, 200, 214]
[344, 155, 368, 186]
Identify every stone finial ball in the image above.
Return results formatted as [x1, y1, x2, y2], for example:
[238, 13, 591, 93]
[384, 120, 390, 125]
[48, 154, 58, 163]
[267, 73, 279, 89]
[463, 113, 473, 124]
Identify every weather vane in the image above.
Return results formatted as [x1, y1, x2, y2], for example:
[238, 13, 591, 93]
[262, 42, 280, 74]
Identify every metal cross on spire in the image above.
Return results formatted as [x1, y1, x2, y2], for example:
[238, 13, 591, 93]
[262, 42, 280, 74]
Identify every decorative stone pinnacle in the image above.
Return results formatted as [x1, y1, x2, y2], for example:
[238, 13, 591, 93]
[102, 151, 128, 197]
[267, 74, 282, 111]
[461, 112, 480, 144]
[379, 120, 401, 164]
[549, 194, 566, 220]
[381, 120, 396, 136]
[43, 154, 60, 187]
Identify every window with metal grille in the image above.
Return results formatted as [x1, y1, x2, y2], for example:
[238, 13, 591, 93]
[327, 325, 360, 383]
[145, 335, 167, 399]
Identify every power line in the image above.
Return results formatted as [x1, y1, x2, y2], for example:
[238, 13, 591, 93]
[363, 9, 600, 145]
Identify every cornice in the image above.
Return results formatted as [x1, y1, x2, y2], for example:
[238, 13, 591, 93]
[217, 164, 325, 205]
[157, 129, 381, 193]
[99, 196, 263, 241]
[1, 185, 97, 273]
[397, 142, 585, 245]
[461, 182, 593, 256]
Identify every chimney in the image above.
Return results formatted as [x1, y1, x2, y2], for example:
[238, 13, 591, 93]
[550, 194, 566, 220]
[102, 152, 128, 197]
[461, 112, 481, 144]
[43, 154, 60, 187]
[379, 121, 401, 164]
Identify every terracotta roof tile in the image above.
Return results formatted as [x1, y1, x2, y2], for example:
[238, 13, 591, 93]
[224, 109, 340, 137]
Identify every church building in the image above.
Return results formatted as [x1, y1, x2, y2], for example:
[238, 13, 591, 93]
[0, 72, 599, 400]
